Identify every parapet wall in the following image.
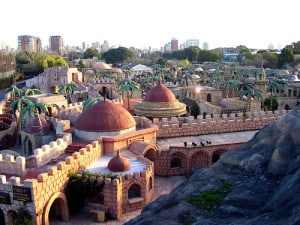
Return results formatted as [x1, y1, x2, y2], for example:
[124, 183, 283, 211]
[0, 139, 103, 225]
[33, 134, 72, 167]
[154, 110, 288, 138]
[0, 154, 26, 176]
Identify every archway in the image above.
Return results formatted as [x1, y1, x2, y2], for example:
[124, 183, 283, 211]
[190, 151, 209, 168]
[207, 93, 212, 102]
[144, 148, 157, 161]
[43, 192, 69, 225]
[0, 208, 5, 225]
[170, 152, 187, 168]
[24, 136, 33, 156]
[212, 149, 226, 163]
[128, 184, 141, 199]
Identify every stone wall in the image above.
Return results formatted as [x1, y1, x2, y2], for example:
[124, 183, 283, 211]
[154, 142, 243, 176]
[0, 114, 17, 150]
[154, 110, 288, 138]
[32, 134, 72, 167]
[88, 157, 154, 219]
[0, 154, 26, 176]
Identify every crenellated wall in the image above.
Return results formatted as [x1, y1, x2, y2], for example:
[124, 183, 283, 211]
[32, 134, 72, 167]
[0, 154, 26, 176]
[88, 156, 154, 219]
[153, 110, 288, 138]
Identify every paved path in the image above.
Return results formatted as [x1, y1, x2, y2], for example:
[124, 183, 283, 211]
[157, 130, 258, 150]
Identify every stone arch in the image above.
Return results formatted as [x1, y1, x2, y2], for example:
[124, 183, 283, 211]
[170, 152, 187, 168]
[212, 149, 227, 163]
[207, 93, 212, 102]
[128, 141, 159, 162]
[23, 135, 33, 156]
[190, 151, 209, 168]
[128, 184, 141, 199]
[43, 192, 69, 225]
[148, 176, 153, 191]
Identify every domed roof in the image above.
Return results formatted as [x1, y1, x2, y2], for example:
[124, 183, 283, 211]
[93, 62, 112, 70]
[85, 69, 94, 74]
[244, 77, 256, 83]
[112, 68, 123, 74]
[144, 81, 176, 102]
[107, 150, 131, 172]
[74, 100, 136, 131]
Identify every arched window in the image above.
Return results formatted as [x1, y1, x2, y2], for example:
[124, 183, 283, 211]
[212, 153, 221, 163]
[207, 93, 212, 102]
[128, 184, 141, 199]
[0, 209, 5, 225]
[171, 158, 181, 168]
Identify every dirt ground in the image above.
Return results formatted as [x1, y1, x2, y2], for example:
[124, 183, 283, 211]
[50, 176, 186, 225]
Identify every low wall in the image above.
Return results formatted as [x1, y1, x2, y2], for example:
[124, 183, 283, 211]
[32, 134, 72, 167]
[154, 110, 288, 138]
[0, 154, 26, 176]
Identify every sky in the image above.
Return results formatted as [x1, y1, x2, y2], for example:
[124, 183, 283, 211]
[1, 0, 299, 50]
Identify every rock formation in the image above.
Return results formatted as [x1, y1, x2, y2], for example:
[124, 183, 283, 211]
[125, 107, 300, 225]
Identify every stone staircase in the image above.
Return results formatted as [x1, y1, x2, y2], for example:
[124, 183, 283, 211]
[65, 141, 90, 154]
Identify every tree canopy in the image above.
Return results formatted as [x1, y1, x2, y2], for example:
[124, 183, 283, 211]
[102, 47, 134, 66]
[83, 48, 101, 59]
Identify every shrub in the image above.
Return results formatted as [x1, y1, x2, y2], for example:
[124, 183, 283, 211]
[12, 206, 34, 225]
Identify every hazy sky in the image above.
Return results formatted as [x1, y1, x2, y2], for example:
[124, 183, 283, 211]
[1, 0, 299, 50]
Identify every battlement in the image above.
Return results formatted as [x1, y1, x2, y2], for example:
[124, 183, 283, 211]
[0, 154, 26, 176]
[88, 77, 115, 85]
[153, 110, 288, 138]
[33, 134, 72, 167]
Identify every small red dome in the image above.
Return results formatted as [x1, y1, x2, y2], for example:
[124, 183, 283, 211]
[75, 101, 136, 131]
[108, 151, 131, 172]
[112, 68, 123, 74]
[144, 82, 176, 102]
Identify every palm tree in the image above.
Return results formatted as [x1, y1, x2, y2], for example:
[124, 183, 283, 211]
[22, 88, 43, 96]
[266, 78, 286, 111]
[238, 83, 263, 111]
[177, 71, 194, 98]
[5, 85, 22, 101]
[83, 97, 103, 110]
[20, 102, 50, 134]
[58, 82, 78, 103]
[118, 79, 139, 110]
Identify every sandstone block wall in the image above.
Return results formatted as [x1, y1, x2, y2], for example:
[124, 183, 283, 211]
[0, 154, 26, 176]
[154, 110, 288, 138]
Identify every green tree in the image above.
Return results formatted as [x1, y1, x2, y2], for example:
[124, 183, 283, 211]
[58, 82, 78, 103]
[118, 79, 139, 109]
[292, 41, 300, 54]
[182, 46, 201, 62]
[156, 57, 167, 66]
[190, 102, 200, 118]
[102, 47, 134, 66]
[278, 47, 294, 68]
[238, 83, 263, 111]
[83, 48, 101, 59]
[5, 85, 22, 101]
[83, 97, 103, 110]
[237, 47, 254, 64]
[198, 50, 221, 62]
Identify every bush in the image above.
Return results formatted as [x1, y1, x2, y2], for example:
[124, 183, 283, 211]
[12, 206, 34, 225]
[188, 179, 232, 210]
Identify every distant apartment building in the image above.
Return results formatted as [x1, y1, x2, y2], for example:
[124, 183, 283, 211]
[171, 38, 178, 51]
[17, 35, 42, 52]
[101, 40, 109, 53]
[49, 36, 64, 55]
[186, 39, 199, 48]
[164, 42, 171, 52]
[203, 42, 209, 50]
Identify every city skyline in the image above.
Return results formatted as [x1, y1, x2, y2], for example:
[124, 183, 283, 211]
[1, 0, 299, 50]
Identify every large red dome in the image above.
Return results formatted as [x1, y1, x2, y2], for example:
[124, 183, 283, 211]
[74, 101, 136, 131]
[144, 82, 176, 102]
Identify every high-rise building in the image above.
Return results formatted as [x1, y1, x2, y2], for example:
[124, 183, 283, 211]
[17, 35, 42, 52]
[171, 38, 178, 51]
[49, 36, 64, 55]
[203, 42, 209, 50]
[82, 42, 86, 50]
[101, 40, 109, 53]
[268, 43, 274, 50]
[186, 39, 199, 48]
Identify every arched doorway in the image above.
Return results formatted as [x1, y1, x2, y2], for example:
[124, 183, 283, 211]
[128, 184, 141, 199]
[190, 151, 209, 168]
[207, 93, 212, 102]
[0, 209, 5, 225]
[24, 136, 33, 156]
[144, 148, 157, 161]
[212, 149, 226, 163]
[169, 152, 187, 175]
[43, 192, 69, 225]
